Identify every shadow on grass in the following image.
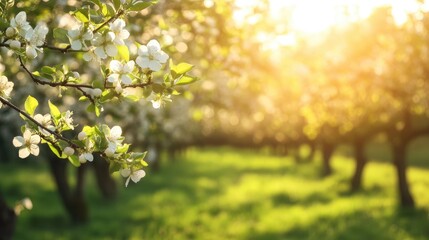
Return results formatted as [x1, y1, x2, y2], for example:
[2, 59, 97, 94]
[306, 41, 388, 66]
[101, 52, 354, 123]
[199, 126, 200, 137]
[248, 208, 429, 240]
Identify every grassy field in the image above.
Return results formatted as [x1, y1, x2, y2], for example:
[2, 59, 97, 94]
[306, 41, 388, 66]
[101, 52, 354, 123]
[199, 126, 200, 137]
[1, 147, 429, 240]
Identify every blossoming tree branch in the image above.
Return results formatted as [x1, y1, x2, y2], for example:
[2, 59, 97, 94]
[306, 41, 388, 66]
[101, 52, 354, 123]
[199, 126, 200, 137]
[0, 0, 197, 187]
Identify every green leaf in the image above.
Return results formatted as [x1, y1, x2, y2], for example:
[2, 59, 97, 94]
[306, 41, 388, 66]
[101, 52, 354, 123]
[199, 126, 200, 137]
[101, 3, 108, 16]
[143, 87, 152, 98]
[175, 75, 198, 86]
[41, 66, 56, 75]
[128, 1, 152, 11]
[68, 155, 81, 167]
[106, 3, 116, 17]
[87, 103, 95, 114]
[100, 90, 116, 103]
[24, 95, 38, 116]
[82, 126, 95, 136]
[89, 0, 102, 8]
[113, 0, 121, 10]
[152, 83, 164, 93]
[141, 159, 148, 167]
[116, 144, 130, 154]
[117, 45, 129, 61]
[172, 63, 194, 76]
[131, 151, 146, 160]
[48, 100, 61, 119]
[109, 162, 121, 174]
[53, 28, 69, 43]
[48, 143, 66, 159]
[74, 10, 89, 23]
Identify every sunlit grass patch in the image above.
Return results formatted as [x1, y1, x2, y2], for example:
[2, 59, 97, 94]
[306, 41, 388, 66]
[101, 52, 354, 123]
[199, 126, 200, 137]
[1, 147, 428, 240]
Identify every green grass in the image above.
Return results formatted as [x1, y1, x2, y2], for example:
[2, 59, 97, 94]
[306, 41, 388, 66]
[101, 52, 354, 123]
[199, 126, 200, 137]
[1, 147, 429, 240]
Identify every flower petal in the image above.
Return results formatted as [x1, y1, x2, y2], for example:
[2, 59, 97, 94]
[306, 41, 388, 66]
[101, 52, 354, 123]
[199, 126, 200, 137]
[123, 61, 135, 73]
[19, 147, 30, 158]
[105, 44, 118, 57]
[147, 39, 161, 52]
[125, 177, 131, 187]
[30, 135, 41, 144]
[107, 74, 119, 83]
[111, 126, 122, 138]
[137, 45, 148, 56]
[121, 75, 132, 85]
[71, 40, 82, 50]
[130, 170, 146, 183]
[94, 47, 107, 59]
[30, 145, 39, 156]
[109, 60, 122, 72]
[148, 60, 162, 71]
[12, 136, 24, 147]
[120, 168, 131, 178]
[136, 56, 149, 69]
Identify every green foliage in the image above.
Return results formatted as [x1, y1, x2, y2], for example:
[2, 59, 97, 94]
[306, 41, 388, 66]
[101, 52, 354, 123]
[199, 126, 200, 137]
[0, 0, 14, 19]
[128, 1, 157, 12]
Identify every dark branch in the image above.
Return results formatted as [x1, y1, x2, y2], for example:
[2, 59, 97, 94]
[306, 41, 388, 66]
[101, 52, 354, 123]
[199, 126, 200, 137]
[0, 96, 79, 149]
[93, 9, 125, 33]
[18, 56, 94, 89]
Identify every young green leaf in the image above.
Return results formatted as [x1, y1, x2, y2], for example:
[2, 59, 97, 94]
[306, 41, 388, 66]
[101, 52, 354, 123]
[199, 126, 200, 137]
[53, 28, 69, 43]
[175, 75, 198, 86]
[48, 100, 61, 119]
[172, 63, 194, 75]
[117, 45, 129, 61]
[68, 155, 81, 167]
[128, 1, 152, 11]
[24, 95, 38, 116]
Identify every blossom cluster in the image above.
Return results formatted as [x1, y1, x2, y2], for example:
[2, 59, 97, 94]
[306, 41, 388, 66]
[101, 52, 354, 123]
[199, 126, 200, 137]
[0, 75, 14, 107]
[5, 11, 49, 59]
[0, 0, 196, 187]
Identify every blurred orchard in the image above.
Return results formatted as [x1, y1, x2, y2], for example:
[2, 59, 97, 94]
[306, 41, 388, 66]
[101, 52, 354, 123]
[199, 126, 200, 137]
[1, 0, 429, 239]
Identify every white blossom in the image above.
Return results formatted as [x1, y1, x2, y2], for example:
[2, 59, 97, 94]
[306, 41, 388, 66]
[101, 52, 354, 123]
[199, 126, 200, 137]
[79, 152, 93, 163]
[107, 60, 135, 85]
[68, 26, 93, 50]
[92, 32, 117, 59]
[63, 147, 75, 156]
[109, 19, 129, 45]
[82, 49, 98, 62]
[25, 23, 49, 59]
[136, 39, 169, 71]
[0, 76, 14, 108]
[150, 93, 172, 109]
[120, 168, 146, 187]
[78, 131, 87, 141]
[5, 27, 16, 37]
[106, 126, 123, 149]
[8, 40, 21, 49]
[10, 12, 31, 37]
[104, 142, 116, 157]
[12, 130, 41, 158]
[34, 113, 56, 136]
[63, 110, 74, 130]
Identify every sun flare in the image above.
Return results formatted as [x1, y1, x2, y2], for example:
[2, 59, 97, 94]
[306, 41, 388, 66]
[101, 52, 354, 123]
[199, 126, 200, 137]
[235, 0, 429, 34]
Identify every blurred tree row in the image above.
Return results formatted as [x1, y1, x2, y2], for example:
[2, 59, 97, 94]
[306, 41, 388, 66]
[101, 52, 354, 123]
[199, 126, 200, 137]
[157, 1, 429, 209]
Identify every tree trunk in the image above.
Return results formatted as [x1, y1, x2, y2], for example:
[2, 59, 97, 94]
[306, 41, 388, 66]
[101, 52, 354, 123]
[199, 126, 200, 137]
[393, 144, 415, 207]
[0, 194, 16, 240]
[293, 146, 302, 164]
[321, 142, 334, 176]
[304, 142, 316, 162]
[350, 140, 367, 192]
[47, 153, 89, 223]
[93, 157, 117, 199]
